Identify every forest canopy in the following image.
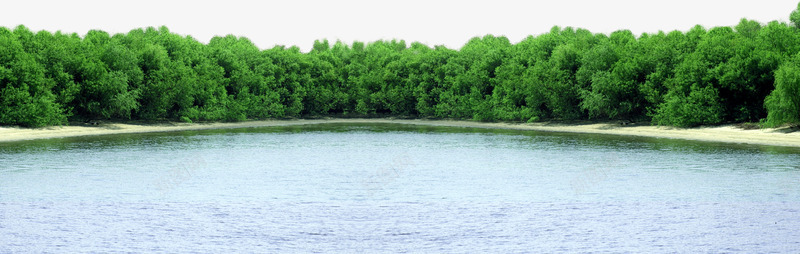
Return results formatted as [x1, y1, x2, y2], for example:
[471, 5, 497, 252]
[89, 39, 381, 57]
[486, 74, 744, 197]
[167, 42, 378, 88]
[3, 5, 800, 127]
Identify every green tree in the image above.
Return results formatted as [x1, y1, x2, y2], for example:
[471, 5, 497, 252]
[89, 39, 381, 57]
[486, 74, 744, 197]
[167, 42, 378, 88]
[791, 2, 800, 29]
[764, 53, 800, 126]
[653, 26, 732, 127]
[0, 26, 66, 127]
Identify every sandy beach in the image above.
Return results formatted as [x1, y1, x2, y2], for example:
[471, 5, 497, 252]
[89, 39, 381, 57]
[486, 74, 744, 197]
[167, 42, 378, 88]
[1, 118, 799, 147]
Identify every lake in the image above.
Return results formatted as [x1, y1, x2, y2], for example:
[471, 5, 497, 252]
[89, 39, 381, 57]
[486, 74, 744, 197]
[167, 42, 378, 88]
[1, 123, 799, 252]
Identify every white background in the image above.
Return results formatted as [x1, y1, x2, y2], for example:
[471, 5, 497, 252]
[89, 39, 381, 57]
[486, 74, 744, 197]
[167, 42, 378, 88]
[1, 0, 797, 51]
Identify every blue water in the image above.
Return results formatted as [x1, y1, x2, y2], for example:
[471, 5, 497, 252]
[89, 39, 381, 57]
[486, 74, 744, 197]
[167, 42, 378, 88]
[1, 123, 799, 252]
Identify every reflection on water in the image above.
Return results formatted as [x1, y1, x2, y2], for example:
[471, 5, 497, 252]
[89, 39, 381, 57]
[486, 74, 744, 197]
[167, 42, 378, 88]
[1, 123, 799, 252]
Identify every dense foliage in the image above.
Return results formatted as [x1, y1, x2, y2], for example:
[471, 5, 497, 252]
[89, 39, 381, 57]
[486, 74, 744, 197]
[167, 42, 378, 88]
[3, 6, 800, 127]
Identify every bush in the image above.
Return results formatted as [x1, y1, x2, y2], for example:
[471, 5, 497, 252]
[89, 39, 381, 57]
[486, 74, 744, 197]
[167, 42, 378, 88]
[653, 84, 723, 127]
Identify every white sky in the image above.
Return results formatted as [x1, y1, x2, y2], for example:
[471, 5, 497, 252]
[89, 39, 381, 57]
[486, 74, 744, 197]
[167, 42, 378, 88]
[1, 0, 798, 52]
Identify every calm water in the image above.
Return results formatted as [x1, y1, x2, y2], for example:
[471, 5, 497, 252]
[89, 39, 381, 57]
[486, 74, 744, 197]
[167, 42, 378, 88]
[1, 123, 799, 252]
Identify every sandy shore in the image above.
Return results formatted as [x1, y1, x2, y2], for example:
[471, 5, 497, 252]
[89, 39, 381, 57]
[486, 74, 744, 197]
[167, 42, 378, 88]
[1, 118, 799, 147]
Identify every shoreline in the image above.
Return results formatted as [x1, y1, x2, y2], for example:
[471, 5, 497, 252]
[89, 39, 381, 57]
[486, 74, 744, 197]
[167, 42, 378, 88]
[1, 118, 799, 148]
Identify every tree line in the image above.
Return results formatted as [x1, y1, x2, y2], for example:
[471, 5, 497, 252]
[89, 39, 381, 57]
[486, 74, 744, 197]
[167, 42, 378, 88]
[2, 6, 800, 127]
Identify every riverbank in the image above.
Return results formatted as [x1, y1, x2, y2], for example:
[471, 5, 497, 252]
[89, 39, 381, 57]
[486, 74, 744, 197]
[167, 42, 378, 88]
[1, 118, 799, 147]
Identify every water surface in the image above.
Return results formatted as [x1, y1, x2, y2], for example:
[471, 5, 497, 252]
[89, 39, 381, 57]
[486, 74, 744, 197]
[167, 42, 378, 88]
[1, 123, 799, 252]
